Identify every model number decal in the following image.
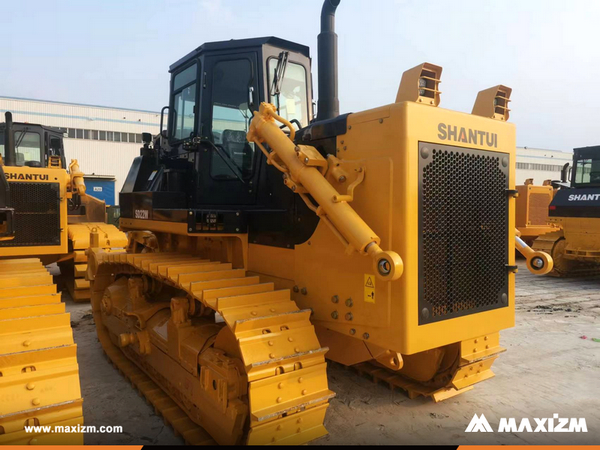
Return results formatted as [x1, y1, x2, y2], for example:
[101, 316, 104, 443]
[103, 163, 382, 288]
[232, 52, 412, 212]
[134, 209, 149, 219]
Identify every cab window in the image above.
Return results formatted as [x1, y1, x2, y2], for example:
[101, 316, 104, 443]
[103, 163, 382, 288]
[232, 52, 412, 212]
[210, 58, 255, 180]
[575, 157, 600, 184]
[2, 131, 42, 167]
[49, 136, 62, 157]
[172, 63, 198, 140]
[268, 59, 309, 128]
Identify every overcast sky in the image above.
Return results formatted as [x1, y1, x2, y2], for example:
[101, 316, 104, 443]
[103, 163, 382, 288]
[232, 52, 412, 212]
[2, 0, 599, 150]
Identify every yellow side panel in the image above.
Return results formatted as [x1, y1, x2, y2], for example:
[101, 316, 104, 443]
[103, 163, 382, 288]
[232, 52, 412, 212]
[289, 101, 516, 355]
[0, 166, 69, 258]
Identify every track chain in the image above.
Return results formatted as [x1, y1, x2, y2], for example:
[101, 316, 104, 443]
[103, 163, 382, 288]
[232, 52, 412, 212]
[0, 259, 83, 445]
[90, 251, 334, 445]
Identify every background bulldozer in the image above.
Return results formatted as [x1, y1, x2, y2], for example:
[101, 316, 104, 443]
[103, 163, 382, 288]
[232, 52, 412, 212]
[0, 113, 127, 300]
[533, 145, 600, 276]
[0, 111, 125, 443]
[86, 0, 551, 445]
[0, 112, 85, 444]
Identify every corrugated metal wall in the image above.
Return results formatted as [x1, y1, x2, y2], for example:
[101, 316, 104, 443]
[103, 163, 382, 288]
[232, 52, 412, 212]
[516, 147, 572, 185]
[0, 96, 163, 204]
[84, 177, 116, 205]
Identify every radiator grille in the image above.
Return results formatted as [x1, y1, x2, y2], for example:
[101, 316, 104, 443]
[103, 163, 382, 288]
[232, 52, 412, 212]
[419, 143, 509, 324]
[0, 182, 61, 247]
[529, 193, 551, 225]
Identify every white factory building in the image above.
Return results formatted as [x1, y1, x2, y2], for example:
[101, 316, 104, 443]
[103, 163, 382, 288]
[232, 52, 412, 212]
[1, 96, 575, 202]
[0, 96, 163, 204]
[515, 146, 572, 185]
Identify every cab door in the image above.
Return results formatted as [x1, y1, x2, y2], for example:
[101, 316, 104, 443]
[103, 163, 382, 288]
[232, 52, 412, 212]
[198, 52, 261, 206]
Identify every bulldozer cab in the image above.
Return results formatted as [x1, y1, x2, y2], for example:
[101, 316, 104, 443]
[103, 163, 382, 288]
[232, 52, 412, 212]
[164, 37, 312, 206]
[0, 121, 66, 169]
[549, 145, 600, 222]
[571, 146, 600, 187]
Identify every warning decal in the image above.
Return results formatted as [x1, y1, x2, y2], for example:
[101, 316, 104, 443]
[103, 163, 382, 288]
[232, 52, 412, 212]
[364, 274, 376, 303]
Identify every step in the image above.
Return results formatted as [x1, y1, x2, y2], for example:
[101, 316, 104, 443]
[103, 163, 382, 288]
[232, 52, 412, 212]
[248, 363, 333, 422]
[216, 290, 291, 310]
[0, 345, 81, 416]
[72, 289, 91, 302]
[167, 263, 231, 281]
[246, 403, 328, 445]
[0, 398, 83, 441]
[202, 283, 274, 309]
[0, 314, 74, 354]
[139, 254, 198, 271]
[231, 309, 312, 335]
[0, 293, 61, 309]
[0, 303, 65, 320]
[148, 258, 206, 275]
[237, 323, 321, 368]
[125, 252, 181, 265]
[73, 251, 87, 263]
[0, 285, 57, 299]
[0, 262, 45, 272]
[175, 269, 246, 289]
[190, 276, 261, 303]
[0, 274, 53, 289]
[74, 264, 87, 277]
[222, 301, 298, 327]
[74, 279, 90, 290]
[0, 258, 41, 266]
[0, 268, 48, 276]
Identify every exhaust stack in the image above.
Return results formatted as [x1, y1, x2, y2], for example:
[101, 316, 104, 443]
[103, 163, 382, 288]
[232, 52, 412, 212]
[317, 0, 341, 121]
[4, 112, 16, 166]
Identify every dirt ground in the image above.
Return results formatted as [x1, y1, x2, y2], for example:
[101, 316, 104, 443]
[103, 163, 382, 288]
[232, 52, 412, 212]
[64, 261, 600, 445]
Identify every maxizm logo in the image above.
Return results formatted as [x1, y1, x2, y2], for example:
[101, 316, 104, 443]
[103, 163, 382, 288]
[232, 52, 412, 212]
[438, 123, 498, 148]
[466, 414, 588, 433]
[6, 173, 49, 181]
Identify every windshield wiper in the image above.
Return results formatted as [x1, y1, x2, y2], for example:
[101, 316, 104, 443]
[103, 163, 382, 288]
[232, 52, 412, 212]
[14, 126, 29, 151]
[270, 51, 289, 108]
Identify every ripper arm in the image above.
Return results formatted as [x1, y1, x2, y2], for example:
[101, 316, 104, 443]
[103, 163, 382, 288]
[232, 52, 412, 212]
[515, 232, 553, 275]
[247, 102, 402, 281]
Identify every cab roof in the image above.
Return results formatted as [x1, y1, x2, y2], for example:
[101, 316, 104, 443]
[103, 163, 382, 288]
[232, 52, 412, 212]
[169, 36, 310, 73]
[0, 121, 63, 135]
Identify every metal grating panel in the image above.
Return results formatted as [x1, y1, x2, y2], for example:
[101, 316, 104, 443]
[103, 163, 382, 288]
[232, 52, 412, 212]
[0, 182, 61, 247]
[418, 143, 509, 325]
[529, 193, 551, 225]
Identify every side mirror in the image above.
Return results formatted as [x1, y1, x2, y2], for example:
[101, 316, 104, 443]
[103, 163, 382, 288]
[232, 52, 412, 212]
[142, 132, 152, 144]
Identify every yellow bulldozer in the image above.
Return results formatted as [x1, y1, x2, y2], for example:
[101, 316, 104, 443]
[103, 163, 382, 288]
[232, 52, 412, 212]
[532, 145, 600, 276]
[0, 113, 127, 301]
[0, 112, 125, 443]
[85, 0, 552, 445]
